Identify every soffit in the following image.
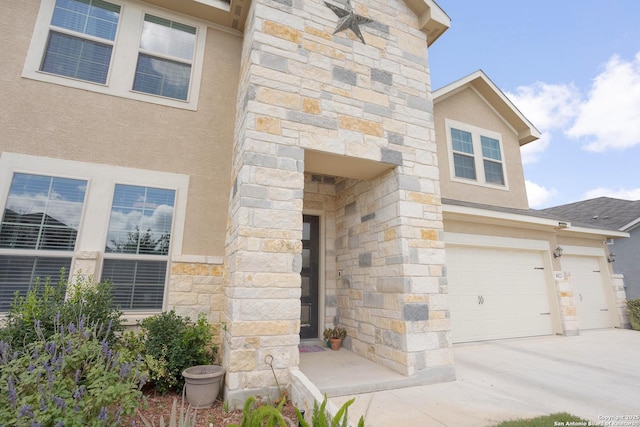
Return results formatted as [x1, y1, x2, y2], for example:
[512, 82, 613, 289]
[144, 0, 247, 32]
[144, 0, 449, 44]
[434, 70, 541, 146]
[305, 150, 395, 180]
[401, 0, 450, 46]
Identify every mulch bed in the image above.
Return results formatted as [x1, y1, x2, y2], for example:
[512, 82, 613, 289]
[127, 389, 300, 426]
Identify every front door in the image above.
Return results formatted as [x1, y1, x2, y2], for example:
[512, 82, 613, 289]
[300, 215, 319, 339]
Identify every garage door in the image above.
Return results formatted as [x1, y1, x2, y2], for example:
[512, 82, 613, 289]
[447, 246, 554, 343]
[563, 255, 613, 330]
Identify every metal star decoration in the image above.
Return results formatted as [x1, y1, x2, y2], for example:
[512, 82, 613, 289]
[324, 0, 373, 44]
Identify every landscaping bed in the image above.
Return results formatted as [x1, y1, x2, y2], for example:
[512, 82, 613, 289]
[128, 390, 299, 426]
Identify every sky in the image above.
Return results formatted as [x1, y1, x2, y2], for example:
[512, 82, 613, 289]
[428, 1, 640, 209]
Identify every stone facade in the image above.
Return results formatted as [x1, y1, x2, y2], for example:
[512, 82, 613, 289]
[611, 274, 631, 328]
[223, 0, 452, 401]
[555, 272, 580, 336]
[168, 257, 225, 345]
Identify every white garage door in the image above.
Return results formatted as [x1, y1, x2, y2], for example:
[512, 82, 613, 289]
[447, 246, 554, 343]
[563, 255, 613, 330]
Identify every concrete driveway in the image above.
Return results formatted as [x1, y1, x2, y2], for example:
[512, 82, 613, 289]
[331, 329, 640, 426]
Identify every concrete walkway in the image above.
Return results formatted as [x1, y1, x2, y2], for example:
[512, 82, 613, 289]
[311, 329, 640, 426]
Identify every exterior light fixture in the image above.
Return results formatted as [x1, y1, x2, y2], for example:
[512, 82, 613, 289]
[553, 246, 563, 258]
[607, 253, 616, 263]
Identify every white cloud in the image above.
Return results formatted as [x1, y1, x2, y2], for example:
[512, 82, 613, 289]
[506, 82, 581, 164]
[507, 83, 580, 131]
[567, 52, 640, 151]
[519, 132, 549, 165]
[505, 51, 640, 160]
[526, 180, 558, 209]
[582, 187, 640, 201]
[7, 193, 83, 228]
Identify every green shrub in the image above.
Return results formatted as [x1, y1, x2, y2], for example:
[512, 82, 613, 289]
[0, 317, 144, 426]
[136, 310, 216, 393]
[228, 394, 365, 427]
[628, 298, 640, 331]
[0, 273, 122, 347]
[296, 395, 364, 427]
[229, 396, 288, 427]
[0, 274, 66, 347]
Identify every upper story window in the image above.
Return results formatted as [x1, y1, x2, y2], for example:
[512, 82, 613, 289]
[446, 119, 507, 189]
[480, 135, 505, 185]
[24, 0, 207, 109]
[134, 15, 196, 101]
[42, 0, 120, 84]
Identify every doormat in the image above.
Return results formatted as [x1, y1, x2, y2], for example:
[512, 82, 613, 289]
[299, 345, 327, 353]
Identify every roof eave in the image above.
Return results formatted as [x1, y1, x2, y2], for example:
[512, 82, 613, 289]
[443, 203, 568, 229]
[402, 0, 450, 46]
[434, 70, 541, 145]
[443, 203, 630, 239]
[620, 216, 640, 232]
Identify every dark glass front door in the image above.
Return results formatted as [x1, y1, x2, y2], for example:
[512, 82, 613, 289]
[300, 215, 319, 339]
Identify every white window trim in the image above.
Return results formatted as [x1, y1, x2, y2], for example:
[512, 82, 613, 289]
[22, 0, 207, 110]
[0, 152, 189, 316]
[445, 118, 509, 191]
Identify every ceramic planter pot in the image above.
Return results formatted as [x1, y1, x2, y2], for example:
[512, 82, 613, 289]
[329, 338, 342, 350]
[182, 365, 225, 408]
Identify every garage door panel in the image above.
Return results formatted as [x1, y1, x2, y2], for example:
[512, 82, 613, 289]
[563, 255, 612, 330]
[448, 246, 554, 343]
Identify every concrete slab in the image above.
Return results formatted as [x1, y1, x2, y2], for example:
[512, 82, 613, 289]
[324, 329, 640, 426]
[299, 341, 454, 397]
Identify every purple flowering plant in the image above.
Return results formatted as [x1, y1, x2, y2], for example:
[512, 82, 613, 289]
[0, 315, 145, 426]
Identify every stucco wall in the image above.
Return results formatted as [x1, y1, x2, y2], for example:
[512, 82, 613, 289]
[434, 87, 529, 209]
[0, 0, 242, 258]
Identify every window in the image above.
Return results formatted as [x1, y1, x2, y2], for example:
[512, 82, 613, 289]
[102, 185, 176, 311]
[24, 0, 207, 109]
[133, 15, 196, 101]
[0, 173, 87, 310]
[42, 0, 120, 84]
[0, 153, 189, 314]
[451, 128, 476, 180]
[481, 136, 505, 185]
[446, 119, 507, 188]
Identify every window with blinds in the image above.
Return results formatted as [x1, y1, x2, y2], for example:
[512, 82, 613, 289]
[101, 184, 175, 311]
[133, 15, 196, 101]
[41, 0, 121, 84]
[24, 0, 206, 109]
[0, 173, 86, 310]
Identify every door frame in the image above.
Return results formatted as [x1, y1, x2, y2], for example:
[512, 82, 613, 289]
[302, 210, 325, 340]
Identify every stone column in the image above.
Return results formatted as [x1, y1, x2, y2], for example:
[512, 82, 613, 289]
[611, 274, 630, 328]
[555, 272, 579, 336]
[222, 0, 305, 404]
